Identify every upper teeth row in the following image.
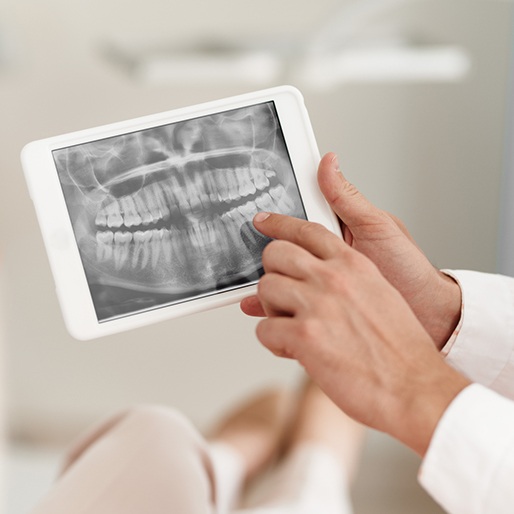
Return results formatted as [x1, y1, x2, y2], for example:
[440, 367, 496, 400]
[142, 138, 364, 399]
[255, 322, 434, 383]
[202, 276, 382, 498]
[95, 166, 276, 229]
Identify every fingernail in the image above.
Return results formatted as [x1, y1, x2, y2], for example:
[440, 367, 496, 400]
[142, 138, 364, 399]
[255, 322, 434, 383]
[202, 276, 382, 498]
[330, 153, 340, 173]
[254, 212, 271, 223]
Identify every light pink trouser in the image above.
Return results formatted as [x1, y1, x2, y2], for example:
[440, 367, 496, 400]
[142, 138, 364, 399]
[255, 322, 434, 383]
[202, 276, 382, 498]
[30, 406, 353, 514]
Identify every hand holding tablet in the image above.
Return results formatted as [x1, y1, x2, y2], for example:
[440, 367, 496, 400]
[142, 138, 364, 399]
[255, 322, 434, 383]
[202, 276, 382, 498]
[21, 86, 341, 339]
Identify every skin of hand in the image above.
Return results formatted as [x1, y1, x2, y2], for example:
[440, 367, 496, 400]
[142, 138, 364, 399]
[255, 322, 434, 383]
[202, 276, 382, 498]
[241, 212, 470, 456]
[243, 153, 462, 351]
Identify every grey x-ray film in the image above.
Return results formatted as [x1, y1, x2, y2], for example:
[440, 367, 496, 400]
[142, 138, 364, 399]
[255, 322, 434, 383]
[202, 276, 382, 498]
[52, 102, 306, 322]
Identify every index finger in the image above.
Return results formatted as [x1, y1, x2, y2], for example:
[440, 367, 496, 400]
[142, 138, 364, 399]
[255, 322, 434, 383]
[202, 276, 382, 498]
[253, 212, 345, 260]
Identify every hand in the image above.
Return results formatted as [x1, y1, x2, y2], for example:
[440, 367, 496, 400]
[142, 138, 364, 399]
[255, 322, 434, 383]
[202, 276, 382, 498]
[319, 152, 461, 350]
[243, 212, 469, 455]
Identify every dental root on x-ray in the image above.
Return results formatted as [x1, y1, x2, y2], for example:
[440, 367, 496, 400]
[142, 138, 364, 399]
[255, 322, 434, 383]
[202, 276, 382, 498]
[52, 102, 306, 321]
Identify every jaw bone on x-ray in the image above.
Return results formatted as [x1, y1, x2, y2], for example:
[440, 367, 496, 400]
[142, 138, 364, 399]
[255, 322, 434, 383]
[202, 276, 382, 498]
[53, 102, 306, 321]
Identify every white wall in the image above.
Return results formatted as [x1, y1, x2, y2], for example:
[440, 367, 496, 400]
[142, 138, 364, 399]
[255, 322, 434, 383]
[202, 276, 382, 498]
[0, 0, 512, 443]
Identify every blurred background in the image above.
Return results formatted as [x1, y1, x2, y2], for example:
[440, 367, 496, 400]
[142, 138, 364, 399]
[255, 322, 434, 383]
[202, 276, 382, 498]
[1, 0, 513, 512]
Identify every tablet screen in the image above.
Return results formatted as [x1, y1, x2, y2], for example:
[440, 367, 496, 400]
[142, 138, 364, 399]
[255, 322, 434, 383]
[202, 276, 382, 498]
[52, 102, 307, 322]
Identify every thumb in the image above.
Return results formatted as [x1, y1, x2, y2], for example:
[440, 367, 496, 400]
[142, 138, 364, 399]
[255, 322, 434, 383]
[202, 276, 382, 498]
[317, 152, 383, 230]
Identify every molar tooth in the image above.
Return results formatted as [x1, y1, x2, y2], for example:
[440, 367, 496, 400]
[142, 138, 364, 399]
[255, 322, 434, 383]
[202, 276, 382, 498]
[238, 201, 258, 221]
[256, 192, 275, 212]
[251, 167, 270, 190]
[105, 201, 123, 228]
[95, 210, 107, 227]
[270, 185, 296, 212]
[96, 231, 114, 261]
[113, 231, 131, 269]
[237, 167, 256, 197]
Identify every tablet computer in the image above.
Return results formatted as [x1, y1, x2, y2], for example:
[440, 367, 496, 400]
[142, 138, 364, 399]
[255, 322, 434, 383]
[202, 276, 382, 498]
[22, 85, 341, 340]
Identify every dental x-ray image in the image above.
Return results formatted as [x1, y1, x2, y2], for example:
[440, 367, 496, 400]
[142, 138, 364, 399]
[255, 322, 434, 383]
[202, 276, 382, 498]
[52, 102, 306, 321]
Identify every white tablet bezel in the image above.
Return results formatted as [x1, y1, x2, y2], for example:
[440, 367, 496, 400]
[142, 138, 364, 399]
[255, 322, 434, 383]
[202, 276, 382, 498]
[21, 85, 341, 340]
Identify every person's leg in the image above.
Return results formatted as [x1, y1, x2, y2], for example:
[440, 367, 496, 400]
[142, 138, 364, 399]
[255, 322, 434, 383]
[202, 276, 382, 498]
[237, 382, 365, 514]
[208, 389, 293, 513]
[31, 406, 217, 514]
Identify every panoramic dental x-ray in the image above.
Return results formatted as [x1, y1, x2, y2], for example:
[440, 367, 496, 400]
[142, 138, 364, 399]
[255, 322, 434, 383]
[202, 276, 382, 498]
[53, 102, 306, 321]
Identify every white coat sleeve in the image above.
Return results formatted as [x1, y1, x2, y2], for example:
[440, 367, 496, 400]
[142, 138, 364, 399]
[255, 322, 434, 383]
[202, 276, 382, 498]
[419, 270, 514, 513]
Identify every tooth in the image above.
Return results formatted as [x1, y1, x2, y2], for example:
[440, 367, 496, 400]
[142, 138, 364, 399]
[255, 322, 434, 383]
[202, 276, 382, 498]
[105, 201, 123, 228]
[134, 193, 154, 225]
[151, 229, 161, 267]
[161, 230, 172, 264]
[256, 192, 275, 212]
[96, 231, 114, 245]
[225, 169, 240, 201]
[215, 169, 230, 203]
[170, 227, 188, 266]
[238, 201, 258, 221]
[171, 175, 191, 214]
[204, 170, 221, 203]
[270, 185, 296, 212]
[161, 183, 180, 216]
[132, 230, 149, 267]
[96, 231, 114, 261]
[120, 196, 143, 228]
[95, 210, 108, 227]
[113, 232, 131, 269]
[225, 206, 245, 226]
[141, 186, 162, 223]
[237, 168, 256, 197]
[193, 173, 211, 209]
[152, 183, 171, 219]
[250, 167, 269, 190]
[184, 175, 202, 211]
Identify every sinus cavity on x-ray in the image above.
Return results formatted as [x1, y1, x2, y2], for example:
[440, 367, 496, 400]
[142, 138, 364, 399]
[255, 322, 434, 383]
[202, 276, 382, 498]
[52, 102, 306, 321]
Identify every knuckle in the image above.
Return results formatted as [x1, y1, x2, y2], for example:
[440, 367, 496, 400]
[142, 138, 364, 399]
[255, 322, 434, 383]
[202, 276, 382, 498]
[298, 221, 324, 240]
[296, 318, 320, 345]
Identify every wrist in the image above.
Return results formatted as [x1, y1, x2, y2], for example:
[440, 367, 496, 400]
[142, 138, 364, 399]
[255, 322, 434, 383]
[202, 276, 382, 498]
[417, 270, 462, 351]
[389, 358, 470, 456]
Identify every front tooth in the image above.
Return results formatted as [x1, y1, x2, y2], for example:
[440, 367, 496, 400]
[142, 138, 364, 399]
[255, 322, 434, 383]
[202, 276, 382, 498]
[105, 201, 123, 228]
[171, 175, 191, 214]
[193, 172, 211, 209]
[120, 196, 143, 228]
[184, 175, 202, 211]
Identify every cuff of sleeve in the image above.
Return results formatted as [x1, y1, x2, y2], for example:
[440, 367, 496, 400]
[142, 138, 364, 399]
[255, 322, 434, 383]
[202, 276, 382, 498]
[419, 384, 514, 514]
[440, 270, 514, 388]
